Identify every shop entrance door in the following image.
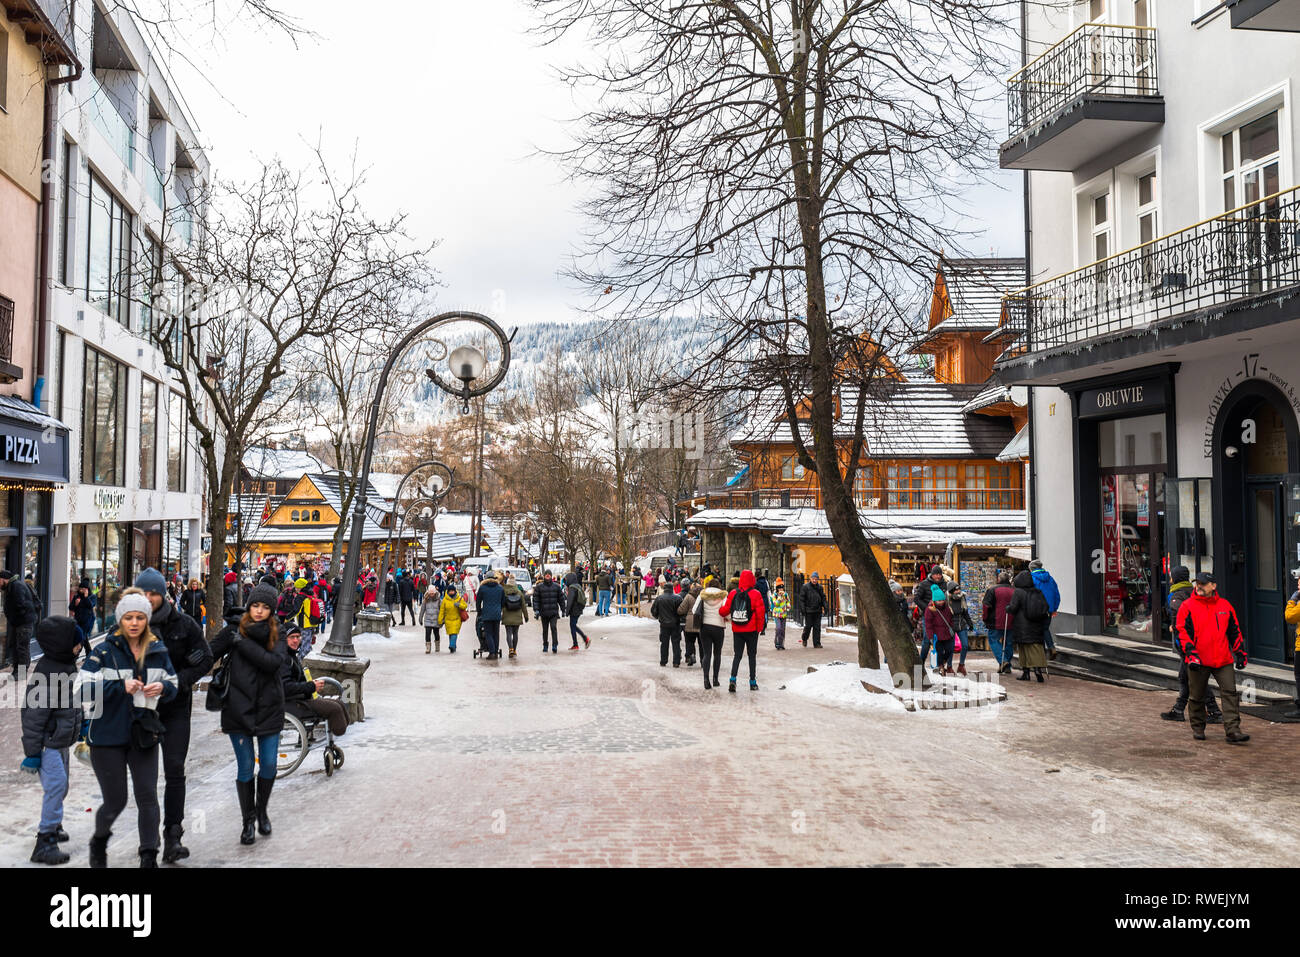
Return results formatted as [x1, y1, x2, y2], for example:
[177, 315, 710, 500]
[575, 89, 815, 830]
[1245, 479, 1286, 663]
[1100, 469, 1166, 641]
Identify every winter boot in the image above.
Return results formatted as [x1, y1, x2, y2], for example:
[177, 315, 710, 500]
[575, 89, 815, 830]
[704, 677, 712, 690]
[1207, 709, 1224, 725]
[236, 780, 257, 845]
[139, 848, 158, 868]
[30, 832, 69, 865]
[88, 832, 110, 868]
[1160, 709, 1186, 721]
[750, 679, 758, 691]
[728, 677, 737, 693]
[255, 775, 275, 836]
[162, 824, 189, 863]
[1016, 669, 1031, 681]
[425, 642, 431, 654]
[1035, 669, 1045, 683]
[54, 825, 69, 843]
[434, 640, 440, 652]
[1225, 731, 1251, 744]
[957, 664, 967, 676]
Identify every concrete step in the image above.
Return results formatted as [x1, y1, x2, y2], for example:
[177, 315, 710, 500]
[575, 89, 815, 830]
[1056, 632, 1298, 700]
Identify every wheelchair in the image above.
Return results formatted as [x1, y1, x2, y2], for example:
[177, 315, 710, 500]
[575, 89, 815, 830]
[276, 676, 347, 779]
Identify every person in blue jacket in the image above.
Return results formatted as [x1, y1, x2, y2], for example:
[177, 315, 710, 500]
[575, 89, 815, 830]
[1029, 559, 1061, 659]
[76, 589, 178, 868]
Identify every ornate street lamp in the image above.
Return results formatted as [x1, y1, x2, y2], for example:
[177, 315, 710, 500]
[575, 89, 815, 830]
[324, 312, 511, 659]
[382, 460, 454, 579]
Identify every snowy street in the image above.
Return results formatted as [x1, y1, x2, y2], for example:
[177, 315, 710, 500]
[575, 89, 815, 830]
[1, 611, 1294, 868]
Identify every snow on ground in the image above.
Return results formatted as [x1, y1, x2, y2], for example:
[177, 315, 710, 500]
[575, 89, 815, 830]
[586, 613, 657, 631]
[784, 661, 1006, 715]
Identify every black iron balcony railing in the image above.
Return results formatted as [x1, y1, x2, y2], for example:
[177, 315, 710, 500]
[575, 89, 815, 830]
[0, 295, 13, 364]
[1008, 23, 1158, 140]
[1000, 185, 1300, 358]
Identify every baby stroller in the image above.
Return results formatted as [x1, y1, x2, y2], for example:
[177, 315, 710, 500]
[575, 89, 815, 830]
[472, 615, 492, 658]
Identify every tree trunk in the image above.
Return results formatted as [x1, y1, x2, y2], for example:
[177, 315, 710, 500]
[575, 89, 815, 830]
[203, 451, 241, 640]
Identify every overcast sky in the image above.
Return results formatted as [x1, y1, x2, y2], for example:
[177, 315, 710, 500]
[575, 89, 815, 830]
[165, 0, 1025, 328]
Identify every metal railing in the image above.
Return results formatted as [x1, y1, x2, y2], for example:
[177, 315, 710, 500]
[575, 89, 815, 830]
[1008, 23, 1158, 140]
[687, 486, 1023, 511]
[1000, 185, 1300, 358]
[0, 295, 13, 363]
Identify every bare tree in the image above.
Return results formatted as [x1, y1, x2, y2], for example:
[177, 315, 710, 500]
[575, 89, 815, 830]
[530, 0, 1019, 682]
[143, 152, 434, 634]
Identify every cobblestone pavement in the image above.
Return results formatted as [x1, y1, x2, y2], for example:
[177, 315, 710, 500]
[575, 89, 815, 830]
[0, 612, 1296, 867]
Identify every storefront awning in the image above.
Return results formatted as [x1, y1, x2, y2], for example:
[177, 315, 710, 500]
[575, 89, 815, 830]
[0, 395, 71, 485]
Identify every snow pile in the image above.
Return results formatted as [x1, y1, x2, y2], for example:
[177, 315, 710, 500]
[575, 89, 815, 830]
[784, 662, 1006, 714]
[587, 614, 656, 632]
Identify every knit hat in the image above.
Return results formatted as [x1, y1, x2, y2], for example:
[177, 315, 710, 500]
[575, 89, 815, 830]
[0, 569, 14, 581]
[115, 592, 153, 622]
[1029, 559, 1044, 570]
[224, 571, 238, 584]
[930, 584, 947, 603]
[295, 577, 309, 590]
[247, 582, 280, 611]
[1171, 565, 1190, 584]
[135, 567, 167, 596]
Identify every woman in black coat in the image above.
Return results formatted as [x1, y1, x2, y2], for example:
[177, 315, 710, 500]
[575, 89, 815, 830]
[209, 582, 288, 846]
[1005, 570, 1049, 682]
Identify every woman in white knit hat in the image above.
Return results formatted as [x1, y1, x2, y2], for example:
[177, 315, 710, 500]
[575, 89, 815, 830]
[76, 587, 178, 868]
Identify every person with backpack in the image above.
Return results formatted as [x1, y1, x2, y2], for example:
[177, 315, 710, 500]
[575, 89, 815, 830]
[721, 569, 766, 692]
[771, 580, 790, 650]
[1160, 565, 1222, 724]
[275, 581, 298, 624]
[798, 572, 827, 648]
[419, 586, 442, 653]
[924, 585, 957, 675]
[1006, 571, 1050, 682]
[292, 578, 324, 655]
[533, 571, 566, 654]
[565, 574, 591, 650]
[981, 571, 1016, 675]
[75, 589, 179, 867]
[438, 584, 468, 654]
[1029, 558, 1061, 660]
[501, 572, 530, 660]
[21, 616, 84, 865]
[678, 578, 704, 666]
[652, 582, 684, 667]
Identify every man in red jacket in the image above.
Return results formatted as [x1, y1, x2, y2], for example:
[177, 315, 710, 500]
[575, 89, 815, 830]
[1175, 572, 1250, 744]
[720, 569, 766, 692]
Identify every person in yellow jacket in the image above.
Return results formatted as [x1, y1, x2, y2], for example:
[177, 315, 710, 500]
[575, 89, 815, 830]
[437, 585, 468, 655]
[1286, 567, 1300, 719]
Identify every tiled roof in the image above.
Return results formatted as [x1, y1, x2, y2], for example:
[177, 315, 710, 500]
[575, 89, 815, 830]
[960, 383, 1028, 416]
[686, 506, 1030, 547]
[731, 382, 1015, 459]
[935, 258, 1026, 332]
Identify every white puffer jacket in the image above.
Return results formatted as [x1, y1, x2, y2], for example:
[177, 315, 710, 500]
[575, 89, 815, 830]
[695, 586, 728, 628]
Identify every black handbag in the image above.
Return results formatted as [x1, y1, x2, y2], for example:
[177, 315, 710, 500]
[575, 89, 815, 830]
[205, 655, 232, 712]
[130, 709, 165, 750]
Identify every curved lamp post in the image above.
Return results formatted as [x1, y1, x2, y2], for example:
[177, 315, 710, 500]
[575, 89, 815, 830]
[381, 460, 454, 579]
[324, 312, 512, 659]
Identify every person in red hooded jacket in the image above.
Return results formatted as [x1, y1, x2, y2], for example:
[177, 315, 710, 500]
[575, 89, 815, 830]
[720, 569, 766, 692]
[1174, 571, 1250, 745]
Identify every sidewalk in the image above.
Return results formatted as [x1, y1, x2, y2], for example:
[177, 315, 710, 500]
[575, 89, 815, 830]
[0, 611, 1294, 867]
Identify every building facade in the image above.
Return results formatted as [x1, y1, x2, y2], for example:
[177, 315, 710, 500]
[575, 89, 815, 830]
[996, 0, 1300, 666]
[36, 1, 209, 628]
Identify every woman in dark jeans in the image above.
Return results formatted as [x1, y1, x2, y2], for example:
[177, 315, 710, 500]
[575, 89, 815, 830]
[77, 589, 178, 867]
[210, 582, 288, 846]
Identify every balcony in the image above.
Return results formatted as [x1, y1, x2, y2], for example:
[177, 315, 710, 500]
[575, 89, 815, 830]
[0, 295, 20, 383]
[686, 486, 1024, 512]
[1229, 0, 1300, 31]
[997, 185, 1300, 365]
[1000, 23, 1163, 171]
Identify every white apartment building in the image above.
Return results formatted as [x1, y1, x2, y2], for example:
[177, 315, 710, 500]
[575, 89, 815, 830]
[993, 0, 1300, 670]
[37, 0, 208, 628]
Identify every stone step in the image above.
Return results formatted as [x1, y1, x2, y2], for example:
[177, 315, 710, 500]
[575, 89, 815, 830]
[1050, 642, 1294, 705]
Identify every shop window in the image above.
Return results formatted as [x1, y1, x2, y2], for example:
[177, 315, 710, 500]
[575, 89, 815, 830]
[82, 347, 128, 486]
[1099, 413, 1166, 468]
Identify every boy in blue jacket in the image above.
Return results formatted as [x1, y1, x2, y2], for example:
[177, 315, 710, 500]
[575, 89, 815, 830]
[20, 616, 85, 864]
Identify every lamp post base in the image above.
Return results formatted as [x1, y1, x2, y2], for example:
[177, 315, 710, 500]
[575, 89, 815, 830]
[303, 652, 372, 723]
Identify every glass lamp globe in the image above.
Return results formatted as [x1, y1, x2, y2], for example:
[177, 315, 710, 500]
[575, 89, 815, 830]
[449, 345, 486, 384]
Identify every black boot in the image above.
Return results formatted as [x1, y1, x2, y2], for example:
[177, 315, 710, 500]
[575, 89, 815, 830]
[54, 825, 69, 843]
[162, 824, 190, 863]
[255, 775, 275, 836]
[88, 832, 110, 868]
[236, 780, 257, 845]
[139, 848, 158, 868]
[1017, 669, 1031, 681]
[1035, 668, 1045, 683]
[30, 832, 70, 865]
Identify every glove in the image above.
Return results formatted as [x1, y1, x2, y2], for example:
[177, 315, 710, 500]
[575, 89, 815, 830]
[19, 756, 40, 775]
[1186, 661, 1201, 673]
[1234, 653, 1247, 671]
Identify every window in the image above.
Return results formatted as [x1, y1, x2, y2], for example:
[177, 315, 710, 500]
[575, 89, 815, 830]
[965, 464, 1014, 508]
[852, 469, 877, 507]
[0, 24, 8, 112]
[1221, 110, 1280, 213]
[82, 347, 127, 485]
[85, 171, 132, 327]
[167, 390, 187, 492]
[0, 296, 12, 364]
[311, 510, 321, 522]
[885, 464, 958, 508]
[140, 234, 161, 342]
[291, 510, 300, 522]
[139, 378, 157, 489]
[780, 454, 805, 481]
[1136, 169, 1158, 284]
[59, 142, 73, 285]
[1090, 192, 1112, 263]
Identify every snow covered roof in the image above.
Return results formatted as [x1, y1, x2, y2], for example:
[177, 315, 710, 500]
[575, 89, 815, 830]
[242, 446, 326, 479]
[997, 425, 1029, 463]
[367, 472, 404, 502]
[960, 383, 1028, 416]
[930, 258, 1026, 333]
[686, 507, 1029, 547]
[731, 382, 1015, 459]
